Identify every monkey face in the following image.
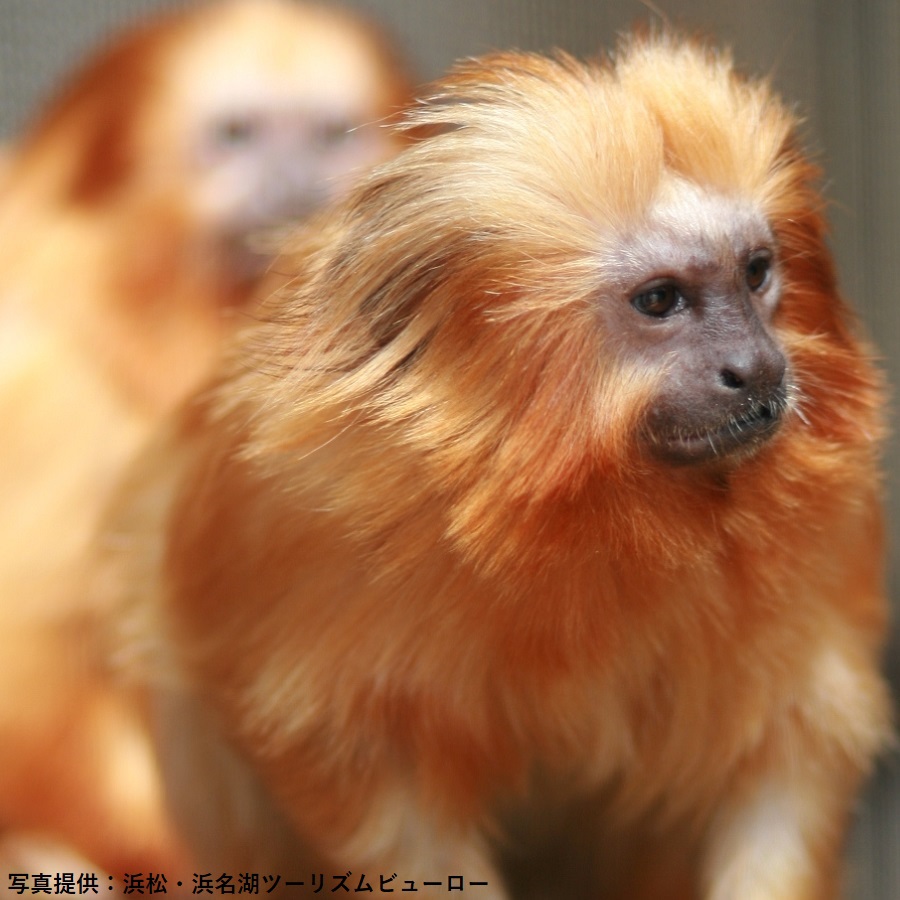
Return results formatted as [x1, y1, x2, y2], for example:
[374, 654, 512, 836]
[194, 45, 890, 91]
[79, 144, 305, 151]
[190, 99, 392, 234]
[169, 1, 407, 239]
[116, 0, 410, 270]
[599, 179, 788, 465]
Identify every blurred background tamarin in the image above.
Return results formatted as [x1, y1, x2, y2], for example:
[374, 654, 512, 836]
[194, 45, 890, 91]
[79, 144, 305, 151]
[0, 0, 412, 874]
[103, 36, 891, 899]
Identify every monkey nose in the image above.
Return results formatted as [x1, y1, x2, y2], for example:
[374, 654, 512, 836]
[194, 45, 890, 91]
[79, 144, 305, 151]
[717, 344, 786, 396]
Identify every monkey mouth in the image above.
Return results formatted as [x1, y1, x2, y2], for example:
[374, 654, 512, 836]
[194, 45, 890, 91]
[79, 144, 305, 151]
[655, 395, 786, 464]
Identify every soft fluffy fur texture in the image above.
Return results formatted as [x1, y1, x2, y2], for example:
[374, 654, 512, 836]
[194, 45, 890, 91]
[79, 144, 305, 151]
[0, 0, 409, 874]
[109, 35, 891, 898]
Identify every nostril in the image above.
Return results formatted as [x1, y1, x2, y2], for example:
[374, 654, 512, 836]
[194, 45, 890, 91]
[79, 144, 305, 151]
[720, 368, 745, 390]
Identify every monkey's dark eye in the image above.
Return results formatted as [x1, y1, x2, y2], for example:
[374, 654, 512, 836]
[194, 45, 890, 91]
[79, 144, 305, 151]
[745, 255, 771, 291]
[315, 118, 354, 147]
[631, 283, 684, 318]
[214, 115, 258, 146]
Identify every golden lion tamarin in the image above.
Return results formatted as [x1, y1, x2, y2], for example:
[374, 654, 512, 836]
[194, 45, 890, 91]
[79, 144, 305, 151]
[0, 0, 410, 412]
[0, 0, 410, 874]
[107, 36, 890, 898]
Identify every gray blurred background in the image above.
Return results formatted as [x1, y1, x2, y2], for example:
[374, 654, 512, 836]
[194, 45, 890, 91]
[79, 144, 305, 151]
[0, 0, 897, 896]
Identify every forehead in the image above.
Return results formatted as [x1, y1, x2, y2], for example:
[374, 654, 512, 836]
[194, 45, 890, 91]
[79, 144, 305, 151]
[599, 178, 775, 285]
[165, 4, 390, 118]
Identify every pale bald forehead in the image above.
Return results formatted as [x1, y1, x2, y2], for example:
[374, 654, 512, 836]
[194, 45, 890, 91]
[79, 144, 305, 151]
[599, 177, 775, 288]
[164, 0, 397, 119]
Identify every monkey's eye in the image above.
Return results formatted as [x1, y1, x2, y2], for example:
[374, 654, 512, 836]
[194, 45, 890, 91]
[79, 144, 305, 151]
[315, 118, 354, 147]
[745, 254, 771, 291]
[631, 283, 685, 318]
[213, 115, 259, 147]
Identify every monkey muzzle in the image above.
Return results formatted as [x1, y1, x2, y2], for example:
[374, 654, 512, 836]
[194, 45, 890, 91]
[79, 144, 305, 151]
[648, 382, 789, 466]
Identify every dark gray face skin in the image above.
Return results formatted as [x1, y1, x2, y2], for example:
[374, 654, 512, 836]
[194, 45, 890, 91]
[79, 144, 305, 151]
[598, 180, 789, 465]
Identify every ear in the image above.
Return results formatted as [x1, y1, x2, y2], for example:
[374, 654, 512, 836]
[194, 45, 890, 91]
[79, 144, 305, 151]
[24, 16, 175, 206]
[63, 87, 142, 205]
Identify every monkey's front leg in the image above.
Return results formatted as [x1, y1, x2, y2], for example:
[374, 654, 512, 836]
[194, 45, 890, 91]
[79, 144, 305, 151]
[265, 753, 509, 900]
[702, 775, 844, 900]
[326, 805, 508, 900]
[699, 645, 890, 900]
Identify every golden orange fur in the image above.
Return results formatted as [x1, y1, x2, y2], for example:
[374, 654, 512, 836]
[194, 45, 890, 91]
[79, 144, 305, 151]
[108, 36, 890, 897]
[0, 0, 410, 874]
